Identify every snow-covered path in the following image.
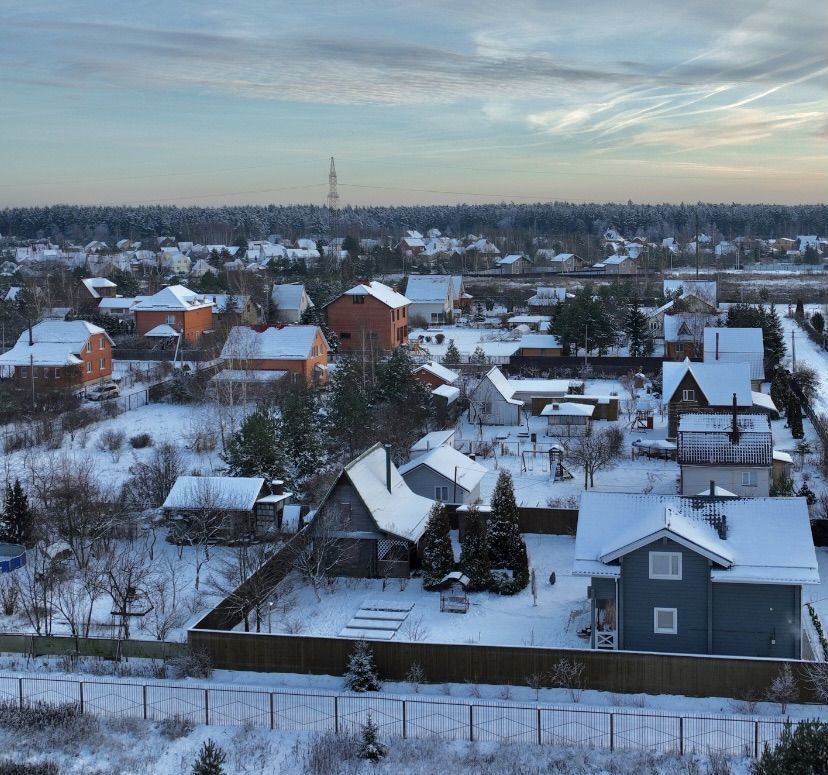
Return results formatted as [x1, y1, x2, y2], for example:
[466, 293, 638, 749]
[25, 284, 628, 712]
[778, 306, 828, 415]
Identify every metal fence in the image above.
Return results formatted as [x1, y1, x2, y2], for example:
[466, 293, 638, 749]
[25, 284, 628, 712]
[0, 672, 789, 757]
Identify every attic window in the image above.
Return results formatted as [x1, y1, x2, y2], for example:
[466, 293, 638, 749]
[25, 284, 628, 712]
[649, 552, 682, 580]
[682, 389, 695, 402]
[352, 296, 365, 304]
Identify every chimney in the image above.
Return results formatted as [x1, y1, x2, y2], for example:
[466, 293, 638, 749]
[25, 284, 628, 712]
[731, 392, 740, 443]
[715, 331, 720, 361]
[271, 479, 284, 495]
[28, 323, 33, 347]
[384, 444, 392, 493]
[709, 480, 715, 497]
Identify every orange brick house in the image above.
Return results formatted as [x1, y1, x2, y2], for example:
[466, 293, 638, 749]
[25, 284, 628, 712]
[0, 320, 113, 391]
[78, 277, 117, 311]
[324, 281, 409, 352]
[220, 325, 329, 384]
[132, 285, 214, 342]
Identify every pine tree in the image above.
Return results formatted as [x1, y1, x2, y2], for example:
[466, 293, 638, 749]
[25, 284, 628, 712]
[812, 312, 825, 333]
[487, 471, 529, 594]
[459, 505, 491, 592]
[328, 355, 375, 456]
[469, 345, 488, 366]
[797, 482, 817, 505]
[420, 502, 455, 589]
[795, 299, 805, 320]
[754, 719, 828, 774]
[357, 713, 388, 762]
[624, 299, 647, 357]
[344, 640, 381, 692]
[279, 383, 323, 487]
[442, 339, 462, 367]
[191, 739, 226, 775]
[787, 394, 804, 439]
[221, 407, 286, 481]
[1, 480, 33, 547]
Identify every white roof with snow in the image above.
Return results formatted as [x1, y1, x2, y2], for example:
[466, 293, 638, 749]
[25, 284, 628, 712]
[541, 402, 595, 417]
[497, 254, 530, 265]
[399, 446, 487, 492]
[752, 391, 778, 412]
[162, 476, 264, 512]
[0, 320, 111, 368]
[662, 359, 752, 406]
[341, 281, 409, 309]
[98, 297, 136, 311]
[482, 367, 523, 405]
[508, 377, 577, 395]
[703, 327, 765, 380]
[677, 413, 772, 466]
[432, 384, 460, 403]
[144, 324, 180, 338]
[272, 283, 311, 311]
[221, 325, 325, 361]
[404, 275, 452, 303]
[574, 492, 818, 585]
[519, 334, 561, 349]
[81, 277, 116, 299]
[415, 361, 459, 385]
[411, 430, 456, 453]
[132, 285, 212, 311]
[341, 444, 433, 542]
[663, 279, 717, 303]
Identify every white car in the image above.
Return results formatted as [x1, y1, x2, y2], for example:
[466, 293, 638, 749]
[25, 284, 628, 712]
[86, 383, 120, 401]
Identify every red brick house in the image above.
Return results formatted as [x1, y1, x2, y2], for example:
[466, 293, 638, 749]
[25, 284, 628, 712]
[324, 281, 410, 352]
[414, 361, 459, 389]
[0, 320, 114, 391]
[133, 285, 214, 343]
[220, 324, 329, 384]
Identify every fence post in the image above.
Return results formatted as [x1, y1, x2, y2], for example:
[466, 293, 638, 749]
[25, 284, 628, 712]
[402, 700, 406, 739]
[469, 704, 474, 742]
[142, 684, 148, 720]
[270, 693, 275, 730]
[334, 696, 339, 735]
[609, 712, 614, 751]
[537, 707, 542, 746]
[204, 689, 209, 725]
[679, 716, 683, 755]
[17, 678, 22, 709]
[754, 720, 760, 759]
[79, 681, 84, 715]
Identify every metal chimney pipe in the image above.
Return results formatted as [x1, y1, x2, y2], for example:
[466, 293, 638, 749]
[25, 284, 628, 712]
[731, 392, 739, 443]
[710, 480, 715, 496]
[384, 444, 392, 493]
[715, 331, 719, 361]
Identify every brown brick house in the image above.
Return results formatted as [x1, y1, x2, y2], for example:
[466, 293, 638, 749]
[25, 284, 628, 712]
[220, 324, 329, 384]
[133, 285, 214, 342]
[78, 277, 117, 311]
[324, 281, 409, 352]
[0, 320, 114, 391]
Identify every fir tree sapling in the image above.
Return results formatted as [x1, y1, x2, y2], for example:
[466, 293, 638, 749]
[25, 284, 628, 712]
[357, 713, 388, 762]
[191, 739, 227, 775]
[459, 505, 491, 592]
[420, 503, 455, 589]
[343, 640, 382, 692]
[442, 339, 462, 367]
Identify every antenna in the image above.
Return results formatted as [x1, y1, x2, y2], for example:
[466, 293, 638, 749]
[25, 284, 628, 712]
[327, 156, 339, 211]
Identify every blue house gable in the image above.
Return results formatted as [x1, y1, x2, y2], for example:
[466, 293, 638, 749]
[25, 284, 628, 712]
[575, 493, 818, 658]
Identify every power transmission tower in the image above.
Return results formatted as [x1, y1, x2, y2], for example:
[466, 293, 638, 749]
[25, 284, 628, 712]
[327, 156, 339, 211]
[326, 157, 340, 268]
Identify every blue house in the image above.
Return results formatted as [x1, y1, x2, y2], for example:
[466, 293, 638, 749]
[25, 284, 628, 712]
[574, 493, 818, 658]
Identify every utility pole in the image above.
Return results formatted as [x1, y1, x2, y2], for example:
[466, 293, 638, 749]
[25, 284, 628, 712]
[694, 208, 700, 280]
[791, 330, 797, 371]
[584, 323, 589, 369]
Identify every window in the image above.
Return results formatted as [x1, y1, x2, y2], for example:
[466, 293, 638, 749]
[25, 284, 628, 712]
[480, 401, 492, 414]
[352, 295, 365, 304]
[649, 551, 682, 580]
[654, 608, 678, 634]
[340, 332, 351, 339]
[86, 342, 92, 353]
[99, 358, 106, 370]
[741, 471, 758, 487]
[86, 362, 93, 373]
[166, 315, 176, 325]
[99, 336, 105, 350]
[42, 368, 48, 380]
[20, 368, 27, 378]
[681, 389, 695, 402]
[54, 368, 61, 379]
[675, 343, 684, 353]
[435, 486, 449, 502]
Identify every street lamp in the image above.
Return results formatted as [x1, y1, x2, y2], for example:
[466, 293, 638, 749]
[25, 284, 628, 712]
[268, 600, 273, 634]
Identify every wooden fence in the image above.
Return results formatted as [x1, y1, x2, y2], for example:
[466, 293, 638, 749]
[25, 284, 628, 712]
[187, 628, 819, 703]
[0, 633, 185, 661]
[508, 356, 664, 378]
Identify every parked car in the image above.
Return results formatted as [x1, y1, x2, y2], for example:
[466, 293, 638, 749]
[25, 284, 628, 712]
[86, 383, 120, 401]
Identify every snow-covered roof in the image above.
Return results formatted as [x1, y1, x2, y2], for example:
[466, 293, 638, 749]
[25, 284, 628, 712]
[541, 402, 595, 417]
[507, 315, 551, 325]
[81, 277, 116, 299]
[342, 444, 433, 543]
[98, 297, 136, 310]
[204, 294, 250, 313]
[663, 279, 717, 302]
[662, 359, 752, 406]
[399, 446, 487, 492]
[507, 377, 576, 395]
[0, 320, 111, 368]
[3, 287, 22, 302]
[482, 367, 523, 405]
[404, 275, 452, 303]
[550, 253, 577, 263]
[144, 324, 180, 338]
[519, 334, 561, 350]
[271, 283, 311, 311]
[678, 413, 772, 466]
[162, 476, 264, 511]
[415, 361, 459, 384]
[432, 384, 460, 403]
[497, 254, 531, 265]
[411, 430, 456, 453]
[341, 281, 409, 309]
[528, 287, 565, 305]
[663, 315, 704, 342]
[209, 369, 288, 383]
[751, 391, 778, 412]
[132, 285, 212, 311]
[575, 492, 818, 585]
[221, 325, 325, 361]
[773, 450, 794, 464]
[696, 486, 737, 497]
[450, 276, 465, 300]
[703, 327, 765, 380]
[602, 254, 630, 265]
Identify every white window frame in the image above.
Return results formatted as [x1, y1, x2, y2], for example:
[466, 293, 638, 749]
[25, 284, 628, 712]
[435, 486, 449, 502]
[649, 551, 682, 580]
[165, 314, 176, 325]
[741, 470, 758, 487]
[99, 336, 105, 350]
[654, 607, 678, 634]
[99, 358, 106, 370]
[86, 362, 93, 373]
[681, 389, 695, 402]
[675, 343, 684, 353]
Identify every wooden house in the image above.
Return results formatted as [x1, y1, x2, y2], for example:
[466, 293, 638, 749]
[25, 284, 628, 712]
[496, 254, 533, 275]
[468, 367, 524, 426]
[271, 283, 314, 323]
[404, 275, 454, 325]
[574, 492, 818, 658]
[541, 401, 594, 437]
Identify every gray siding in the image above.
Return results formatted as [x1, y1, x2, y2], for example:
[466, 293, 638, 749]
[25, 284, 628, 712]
[620, 538, 709, 654]
[712, 583, 801, 658]
[681, 465, 771, 497]
[469, 377, 522, 426]
[402, 465, 472, 504]
[327, 478, 380, 534]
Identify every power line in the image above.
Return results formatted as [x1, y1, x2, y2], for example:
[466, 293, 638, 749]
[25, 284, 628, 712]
[112, 183, 325, 206]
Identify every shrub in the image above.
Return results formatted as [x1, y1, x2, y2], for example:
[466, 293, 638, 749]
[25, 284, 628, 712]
[158, 714, 195, 739]
[96, 429, 125, 453]
[167, 648, 212, 680]
[61, 408, 97, 435]
[0, 762, 59, 775]
[434, 333, 445, 344]
[754, 719, 828, 773]
[129, 433, 153, 449]
[548, 658, 586, 702]
[191, 738, 226, 775]
[766, 663, 797, 713]
[305, 733, 358, 775]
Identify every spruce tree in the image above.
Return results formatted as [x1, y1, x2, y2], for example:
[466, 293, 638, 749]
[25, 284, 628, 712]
[442, 339, 462, 367]
[754, 719, 828, 774]
[770, 368, 791, 416]
[279, 382, 323, 487]
[624, 299, 647, 357]
[787, 394, 804, 439]
[344, 640, 381, 692]
[221, 407, 286, 481]
[469, 345, 488, 367]
[797, 482, 817, 505]
[191, 739, 226, 775]
[420, 502, 455, 590]
[328, 355, 375, 456]
[487, 470, 529, 594]
[357, 713, 388, 762]
[811, 311, 824, 333]
[459, 505, 490, 592]
[1, 480, 33, 547]
[763, 304, 786, 368]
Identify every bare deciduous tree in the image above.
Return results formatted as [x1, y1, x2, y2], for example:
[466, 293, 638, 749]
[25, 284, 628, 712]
[13, 545, 57, 636]
[566, 426, 624, 489]
[122, 443, 184, 509]
[142, 556, 192, 641]
[291, 507, 346, 602]
[105, 540, 152, 640]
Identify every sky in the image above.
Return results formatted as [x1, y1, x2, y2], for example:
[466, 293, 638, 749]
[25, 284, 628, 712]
[0, 0, 826, 207]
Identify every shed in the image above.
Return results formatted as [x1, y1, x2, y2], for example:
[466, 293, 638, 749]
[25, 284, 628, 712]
[541, 401, 594, 437]
[468, 367, 523, 426]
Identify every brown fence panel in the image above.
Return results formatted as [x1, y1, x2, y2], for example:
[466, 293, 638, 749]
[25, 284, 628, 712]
[508, 356, 663, 378]
[516, 507, 578, 535]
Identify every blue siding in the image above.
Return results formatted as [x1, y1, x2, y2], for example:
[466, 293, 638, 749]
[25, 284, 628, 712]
[712, 583, 801, 658]
[620, 538, 709, 653]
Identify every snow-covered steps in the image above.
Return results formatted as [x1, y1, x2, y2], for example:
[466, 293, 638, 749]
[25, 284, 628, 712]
[359, 600, 415, 612]
[338, 599, 414, 639]
[338, 628, 396, 640]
